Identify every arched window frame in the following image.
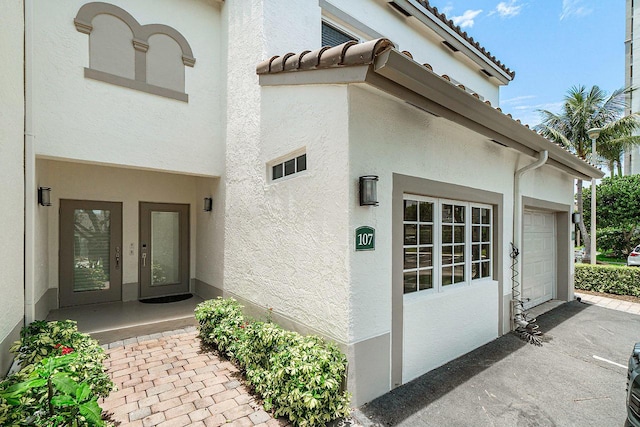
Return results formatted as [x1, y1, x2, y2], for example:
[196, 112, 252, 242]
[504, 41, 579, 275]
[74, 2, 196, 102]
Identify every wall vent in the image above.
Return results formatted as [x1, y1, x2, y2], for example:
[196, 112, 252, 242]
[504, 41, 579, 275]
[442, 40, 459, 52]
[388, 1, 412, 17]
[491, 139, 507, 147]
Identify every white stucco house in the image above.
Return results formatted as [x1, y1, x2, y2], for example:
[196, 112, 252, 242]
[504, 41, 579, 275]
[1, 0, 602, 405]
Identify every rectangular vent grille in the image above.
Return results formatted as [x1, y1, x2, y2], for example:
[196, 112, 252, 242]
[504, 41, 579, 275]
[388, 1, 412, 17]
[491, 139, 507, 147]
[481, 69, 494, 78]
[442, 41, 459, 52]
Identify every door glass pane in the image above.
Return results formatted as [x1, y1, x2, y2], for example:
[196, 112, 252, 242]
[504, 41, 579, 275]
[151, 211, 180, 286]
[73, 209, 110, 292]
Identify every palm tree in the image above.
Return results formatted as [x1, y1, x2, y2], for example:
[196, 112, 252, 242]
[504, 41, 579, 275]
[535, 85, 640, 262]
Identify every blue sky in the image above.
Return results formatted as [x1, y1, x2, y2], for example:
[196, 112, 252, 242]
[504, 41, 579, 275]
[427, 0, 626, 127]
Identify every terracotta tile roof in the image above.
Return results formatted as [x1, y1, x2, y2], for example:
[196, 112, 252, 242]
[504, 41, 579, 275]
[257, 39, 394, 74]
[416, 0, 515, 79]
[256, 38, 602, 177]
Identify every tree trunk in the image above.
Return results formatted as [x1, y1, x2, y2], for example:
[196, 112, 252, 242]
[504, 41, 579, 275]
[617, 161, 623, 177]
[576, 180, 591, 261]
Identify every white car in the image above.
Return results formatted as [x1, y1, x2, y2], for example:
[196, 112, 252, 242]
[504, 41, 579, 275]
[628, 246, 640, 266]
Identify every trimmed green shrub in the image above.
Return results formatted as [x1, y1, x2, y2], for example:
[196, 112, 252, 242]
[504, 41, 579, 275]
[194, 297, 245, 360]
[0, 320, 115, 426]
[575, 264, 640, 296]
[195, 298, 351, 426]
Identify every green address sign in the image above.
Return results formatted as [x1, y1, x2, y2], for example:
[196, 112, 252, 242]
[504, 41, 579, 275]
[355, 226, 375, 251]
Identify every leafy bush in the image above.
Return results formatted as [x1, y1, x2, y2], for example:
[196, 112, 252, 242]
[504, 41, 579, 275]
[583, 175, 640, 228]
[575, 264, 640, 296]
[195, 298, 351, 426]
[0, 320, 115, 426]
[194, 297, 245, 360]
[596, 226, 640, 258]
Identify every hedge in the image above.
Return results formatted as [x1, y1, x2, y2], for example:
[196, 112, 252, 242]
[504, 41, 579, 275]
[194, 298, 351, 426]
[575, 264, 640, 297]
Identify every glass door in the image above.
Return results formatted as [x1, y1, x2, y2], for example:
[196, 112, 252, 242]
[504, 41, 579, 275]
[139, 203, 190, 298]
[59, 200, 122, 307]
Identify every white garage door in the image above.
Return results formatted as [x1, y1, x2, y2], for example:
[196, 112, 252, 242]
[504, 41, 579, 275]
[522, 210, 556, 309]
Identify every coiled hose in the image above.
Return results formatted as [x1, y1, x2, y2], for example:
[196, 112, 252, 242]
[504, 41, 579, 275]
[511, 242, 542, 346]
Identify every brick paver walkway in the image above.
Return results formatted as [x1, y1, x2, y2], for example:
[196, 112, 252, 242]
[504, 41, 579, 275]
[100, 327, 287, 427]
[575, 291, 640, 315]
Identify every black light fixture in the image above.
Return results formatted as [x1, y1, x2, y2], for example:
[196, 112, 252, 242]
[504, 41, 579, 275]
[572, 212, 581, 224]
[359, 175, 379, 206]
[203, 197, 213, 212]
[38, 187, 52, 206]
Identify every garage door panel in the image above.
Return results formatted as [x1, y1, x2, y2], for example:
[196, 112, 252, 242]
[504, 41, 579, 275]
[523, 211, 556, 309]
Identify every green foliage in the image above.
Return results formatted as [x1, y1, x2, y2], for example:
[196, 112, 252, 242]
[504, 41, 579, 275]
[0, 320, 115, 426]
[583, 175, 640, 229]
[195, 298, 351, 426]
[10, 320, 113, 398]
[194, 297, 245, 360]
[575, 264, 640, 296]
[596, 226, 640, 258]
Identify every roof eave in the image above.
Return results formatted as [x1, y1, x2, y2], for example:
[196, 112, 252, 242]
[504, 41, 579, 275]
[390, 0, 513, 84]
[369, 49, 603, 180]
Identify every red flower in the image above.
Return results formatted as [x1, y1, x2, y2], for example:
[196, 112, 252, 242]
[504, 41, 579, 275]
[61, 346, 74, 355]
[54, 344, 62, 349]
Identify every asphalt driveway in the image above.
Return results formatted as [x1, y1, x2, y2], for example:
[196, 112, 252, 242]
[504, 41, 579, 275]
[354, 301, 638, 426]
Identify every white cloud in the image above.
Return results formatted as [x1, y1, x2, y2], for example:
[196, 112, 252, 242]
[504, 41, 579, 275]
[499, 97, 564, 127]
[441, 3, 454, 16]
[451, 9, 483, 28]
[489, 1, 523, 18]
[501, 95, 536, 105]
[560, 0, 591, 20]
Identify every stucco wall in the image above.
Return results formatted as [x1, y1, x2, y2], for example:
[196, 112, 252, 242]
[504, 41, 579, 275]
[347, 84, 574, 383]
[0, 0, 26, 374]
[326, 0, 501, 104]
[32, 0, 223, 176]
[38, 160, 218, 304]
[195, 176, 225, 289]
[348, 85, 512, 341]
[224, 80, 351, 343]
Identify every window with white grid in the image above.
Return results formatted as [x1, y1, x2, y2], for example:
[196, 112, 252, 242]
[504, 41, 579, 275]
[403, 195, 492, 295]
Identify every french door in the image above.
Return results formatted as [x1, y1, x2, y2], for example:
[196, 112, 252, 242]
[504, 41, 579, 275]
[59, 200, 122, 307]
[139, 203, 190, 298]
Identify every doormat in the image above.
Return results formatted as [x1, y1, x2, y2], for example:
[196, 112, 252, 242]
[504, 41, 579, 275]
[139, 293, 193, 304]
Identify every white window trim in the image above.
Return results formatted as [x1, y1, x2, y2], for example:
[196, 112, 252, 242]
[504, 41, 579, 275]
[267, 148, 307, 183]
[403, 194, 493, 298]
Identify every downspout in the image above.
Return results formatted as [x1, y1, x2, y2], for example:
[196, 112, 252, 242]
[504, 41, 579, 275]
[512, 150, 548, 329]
[24, 0, 36, 324]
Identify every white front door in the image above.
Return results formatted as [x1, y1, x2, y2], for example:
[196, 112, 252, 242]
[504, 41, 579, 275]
[522, 210, 556, 309]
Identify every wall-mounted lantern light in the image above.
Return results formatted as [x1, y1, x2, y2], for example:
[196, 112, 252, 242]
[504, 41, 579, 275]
[359, 175, 379, 206]
[203, 197, 213, 212]
[38, 187, 52, 206]
[572, 212, 581, 224]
